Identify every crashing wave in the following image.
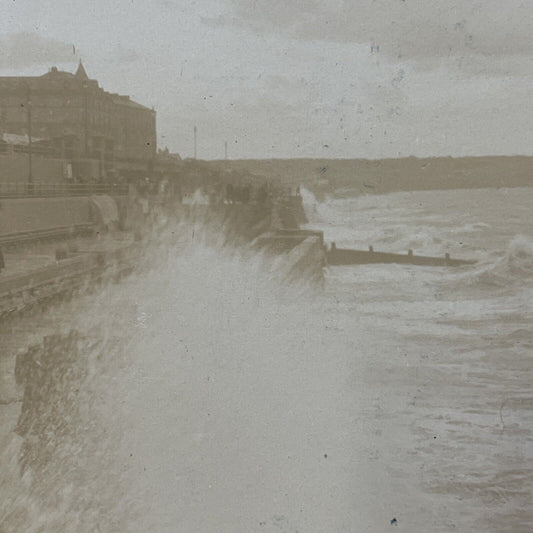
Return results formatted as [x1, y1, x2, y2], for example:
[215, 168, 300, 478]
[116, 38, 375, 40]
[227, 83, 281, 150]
[452, 235, 533, 289]
[0, 212, 327, 532]
[481, 235, 533, 282]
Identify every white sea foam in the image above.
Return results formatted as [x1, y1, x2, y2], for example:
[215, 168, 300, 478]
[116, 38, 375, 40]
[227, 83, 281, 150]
[2, 187, 533, 532]
[0, 217, 362, 533]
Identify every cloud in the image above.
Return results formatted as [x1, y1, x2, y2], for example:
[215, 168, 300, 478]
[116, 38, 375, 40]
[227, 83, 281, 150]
[0, 32, 77, 69]
[208, 0, 533, 66]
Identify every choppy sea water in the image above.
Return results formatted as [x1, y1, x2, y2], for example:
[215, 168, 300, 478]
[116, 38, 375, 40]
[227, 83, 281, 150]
[0, 187, 532, 532]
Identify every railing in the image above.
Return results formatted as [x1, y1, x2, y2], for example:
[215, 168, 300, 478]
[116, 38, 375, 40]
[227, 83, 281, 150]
[0, 182, 129, 198]
[0, 223, 95, 246]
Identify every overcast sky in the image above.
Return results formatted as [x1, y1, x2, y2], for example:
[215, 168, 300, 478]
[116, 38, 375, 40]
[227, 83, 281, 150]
[1, 0, 533, 160]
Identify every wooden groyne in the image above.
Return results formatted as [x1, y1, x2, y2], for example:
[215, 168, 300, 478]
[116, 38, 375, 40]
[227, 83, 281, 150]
[326, 243, 475, 267]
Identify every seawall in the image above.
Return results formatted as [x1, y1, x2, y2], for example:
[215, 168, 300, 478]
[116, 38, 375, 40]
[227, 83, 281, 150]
[0, 191, 321, 318]
[0, 197, 93, 236]
[282, 235, 326, 285]
[0, 195, 127, 243]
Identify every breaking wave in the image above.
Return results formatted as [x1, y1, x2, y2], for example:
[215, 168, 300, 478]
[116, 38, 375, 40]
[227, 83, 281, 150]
[299, 186, 323, 224]
[501, 235, 533, 276]
[452, 235, 533, 289]
[0, 214, 353, 533]
[479, 235, 533, 281]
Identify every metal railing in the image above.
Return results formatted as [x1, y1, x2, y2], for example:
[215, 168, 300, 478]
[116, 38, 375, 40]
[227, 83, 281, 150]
[0, 182, 129, 198]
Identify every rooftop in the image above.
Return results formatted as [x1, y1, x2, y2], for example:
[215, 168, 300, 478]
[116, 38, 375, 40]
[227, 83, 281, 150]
[0, 62, 153, 112]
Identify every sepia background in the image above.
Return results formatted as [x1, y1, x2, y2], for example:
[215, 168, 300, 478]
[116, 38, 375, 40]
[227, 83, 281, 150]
[0, 1, 532, 532]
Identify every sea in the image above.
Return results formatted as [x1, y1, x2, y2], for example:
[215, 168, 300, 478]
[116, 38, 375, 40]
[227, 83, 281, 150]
[0, 186, 532, 533]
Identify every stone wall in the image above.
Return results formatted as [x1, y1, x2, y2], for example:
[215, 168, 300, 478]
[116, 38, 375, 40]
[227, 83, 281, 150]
[0, 197, 93, 236]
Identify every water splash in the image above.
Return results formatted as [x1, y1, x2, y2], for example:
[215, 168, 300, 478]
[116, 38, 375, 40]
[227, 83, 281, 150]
[0, 215, 354, 533]
[455, 235, 533, 289]
[299, 187, 322, 224]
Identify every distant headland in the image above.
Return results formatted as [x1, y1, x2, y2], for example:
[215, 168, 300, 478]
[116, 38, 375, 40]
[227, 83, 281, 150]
[207, 156, 533, 196]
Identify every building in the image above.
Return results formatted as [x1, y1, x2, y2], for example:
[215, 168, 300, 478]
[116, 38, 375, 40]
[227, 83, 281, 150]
[0, 62, 157, 182]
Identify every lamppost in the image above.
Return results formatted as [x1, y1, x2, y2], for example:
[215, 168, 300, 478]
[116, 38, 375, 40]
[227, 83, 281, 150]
[25, 83, 34, 194]
[82, 82, 89, 157]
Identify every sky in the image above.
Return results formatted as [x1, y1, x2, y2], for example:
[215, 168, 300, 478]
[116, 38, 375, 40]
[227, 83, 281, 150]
[1, 0, 533, 160]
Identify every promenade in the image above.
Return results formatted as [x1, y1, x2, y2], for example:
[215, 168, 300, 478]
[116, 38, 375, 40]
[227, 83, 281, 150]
[0, 233, 134, 279]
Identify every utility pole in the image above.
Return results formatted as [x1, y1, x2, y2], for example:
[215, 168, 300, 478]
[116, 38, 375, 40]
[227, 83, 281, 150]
[224, 140, 228, 160]
[193, 125, 197, 159]
[25, 83, 33, 194]
[83, 83, 89, 157]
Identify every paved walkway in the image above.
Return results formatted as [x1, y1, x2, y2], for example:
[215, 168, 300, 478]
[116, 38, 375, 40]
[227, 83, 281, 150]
[0, 232, 134, 280]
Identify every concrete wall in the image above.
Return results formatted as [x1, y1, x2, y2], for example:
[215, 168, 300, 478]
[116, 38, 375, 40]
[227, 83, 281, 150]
[283, 235, 325, 285]
[112, 195, 130, 230]
[0, 197, 94, 236]
[0, 154, 66, 184]
[89, 196, 119, 229]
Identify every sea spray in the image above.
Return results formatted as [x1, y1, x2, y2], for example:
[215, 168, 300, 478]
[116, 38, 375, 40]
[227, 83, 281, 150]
[446, 234, 533, 294]
[3, 187, 532, 532]
[0, 213, 355, 533]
